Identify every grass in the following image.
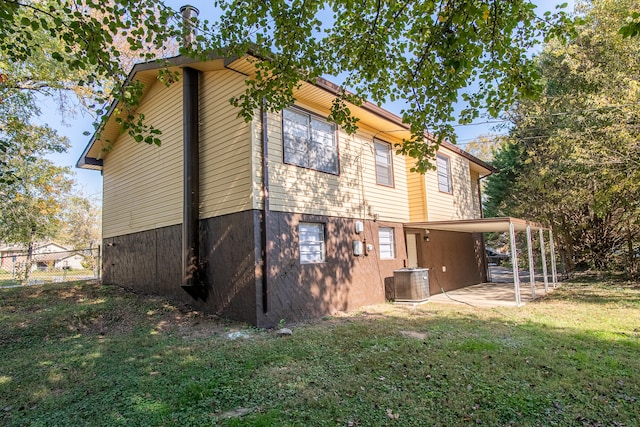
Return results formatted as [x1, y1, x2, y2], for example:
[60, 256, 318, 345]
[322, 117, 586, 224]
[0, 278, 638, 426]
[0, 269, 96, 287]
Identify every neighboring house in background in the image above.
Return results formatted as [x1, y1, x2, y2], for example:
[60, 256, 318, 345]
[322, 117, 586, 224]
[0, 242, 86, 271]
[77, 51, 506, 327]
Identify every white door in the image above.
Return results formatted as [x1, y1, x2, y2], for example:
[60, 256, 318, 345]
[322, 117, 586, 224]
[406, 233, 418, 268]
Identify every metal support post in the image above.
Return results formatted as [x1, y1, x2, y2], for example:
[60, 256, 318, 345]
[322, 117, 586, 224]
[549, 229, 558, 288]
[510, 222, 521, 306]
[526, 225, 536, 299]
[539, 228, 549, 293]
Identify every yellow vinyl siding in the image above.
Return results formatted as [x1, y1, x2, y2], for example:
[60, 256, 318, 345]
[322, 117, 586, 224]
[265, 104, 410, 223]
[103, 69, 254, 239]
[425, 147, 481, 221]
[103, 79, 183, 238]
[199, 70, 253, 217]
[251, 114, 265, 210]
[406, 161, 427, 222]
[470, 170, 481, 218]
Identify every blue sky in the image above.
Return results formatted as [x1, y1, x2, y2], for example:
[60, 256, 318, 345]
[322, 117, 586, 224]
[40, 0, 574, 202]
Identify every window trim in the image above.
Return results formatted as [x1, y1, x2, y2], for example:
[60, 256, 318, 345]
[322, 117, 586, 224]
[299, 222, 327, 264]
[436, 152, 453, 194]
[374, 138, 395, 188]
[282, 106, 340, 176]
[378, 226, 396, 260]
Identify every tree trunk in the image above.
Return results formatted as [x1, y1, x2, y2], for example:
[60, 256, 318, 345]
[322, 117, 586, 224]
[626, 219, 637, 279]
[22, 227, 36, 285]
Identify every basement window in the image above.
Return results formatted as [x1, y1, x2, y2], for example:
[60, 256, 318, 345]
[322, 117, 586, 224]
[283, 107, 338, 175]
[378, 227, 396, 259]
[299, 222, 326, 264]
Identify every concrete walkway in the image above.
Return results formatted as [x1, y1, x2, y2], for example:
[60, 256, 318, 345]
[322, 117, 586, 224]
[427, 267, 557, 307]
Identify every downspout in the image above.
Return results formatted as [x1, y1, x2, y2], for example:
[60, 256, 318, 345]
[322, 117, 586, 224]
[478, 173, 489, 281]
[478, 173, 489, 219]
[260, 100, 270, 313]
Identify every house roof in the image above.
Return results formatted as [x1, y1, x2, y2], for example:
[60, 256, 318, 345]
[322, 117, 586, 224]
[0, 241, 70, 253]
[406, 217, 548, 233]
[77, 53, 496, 176]
[33, 251, 84, 263]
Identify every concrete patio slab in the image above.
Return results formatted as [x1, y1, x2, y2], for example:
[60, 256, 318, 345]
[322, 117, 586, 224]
[426, 266, 558, 307]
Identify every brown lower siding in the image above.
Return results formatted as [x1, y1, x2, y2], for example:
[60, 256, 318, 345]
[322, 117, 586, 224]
[103, 210, 407, 328]
[102, 210, 259, 325]
[406, 228, 486, 295]
[257, 212, 406, 326]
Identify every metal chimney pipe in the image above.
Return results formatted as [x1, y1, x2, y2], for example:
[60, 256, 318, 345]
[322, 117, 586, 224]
[180, 5, 199, 50]
[181, 66, 203, 300]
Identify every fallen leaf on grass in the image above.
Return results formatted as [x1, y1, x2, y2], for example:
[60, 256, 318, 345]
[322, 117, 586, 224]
[400, 330, 427, 340]
[386, 408, 399, 419]
[220, 407, 252, 419]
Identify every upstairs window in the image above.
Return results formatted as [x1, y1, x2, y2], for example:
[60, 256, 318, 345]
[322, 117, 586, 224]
[374, 139, 394, 187]
[378, 227, 396, 259]
[283, 107, 338, 175]
[299, 222, 326, 264]
[436, 153, 452, 194]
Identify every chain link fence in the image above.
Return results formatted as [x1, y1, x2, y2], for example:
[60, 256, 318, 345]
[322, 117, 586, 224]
[0, 247, 101, 287]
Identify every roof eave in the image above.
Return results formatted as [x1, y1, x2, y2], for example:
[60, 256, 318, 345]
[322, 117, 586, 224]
[313, 76, 497, 174]
[77, 52, 497, 176]
[76, 54, 223, 171]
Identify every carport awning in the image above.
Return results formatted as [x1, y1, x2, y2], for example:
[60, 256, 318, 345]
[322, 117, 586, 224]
[406, 216, 557, 306]
[405, 217, 548, 233]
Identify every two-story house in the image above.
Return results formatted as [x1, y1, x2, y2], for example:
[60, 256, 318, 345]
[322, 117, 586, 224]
[77, 53, 501, 327]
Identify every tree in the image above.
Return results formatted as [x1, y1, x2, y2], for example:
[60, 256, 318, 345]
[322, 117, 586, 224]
[57, 195, 101, 250]
[1, 0, 574, 176]
[463, 134, 505, 163]
[484, 0, 640, 275]
[0, 99, 74, 283]
[0, 0, 182, 183]
[210, 0, 576, 172]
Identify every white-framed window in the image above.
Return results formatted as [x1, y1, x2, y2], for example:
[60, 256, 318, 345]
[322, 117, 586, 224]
[283, 107, 338, 175]
[436, 153, 452, 194]
[299, 222, 326, 264]
[374, 139, 394, 187]
[378, 227, 395, 259]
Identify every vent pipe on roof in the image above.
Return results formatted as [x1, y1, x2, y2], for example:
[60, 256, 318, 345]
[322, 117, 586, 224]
[180, 5, 199, 50]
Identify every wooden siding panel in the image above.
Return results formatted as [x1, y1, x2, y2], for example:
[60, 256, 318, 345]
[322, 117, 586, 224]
[265, 106, 410, 223]
[257, 212, 406, 326]
[102, 212, 260, 326]
[199, 70, 254, 218]
[102, 225, 182, 297]
[415, 229, 486, 292]
[102, 79, 183, 238]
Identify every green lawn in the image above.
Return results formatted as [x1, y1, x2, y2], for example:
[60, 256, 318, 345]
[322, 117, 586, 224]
[0, 269, 97, 287]
[0, 278, 638, 426]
